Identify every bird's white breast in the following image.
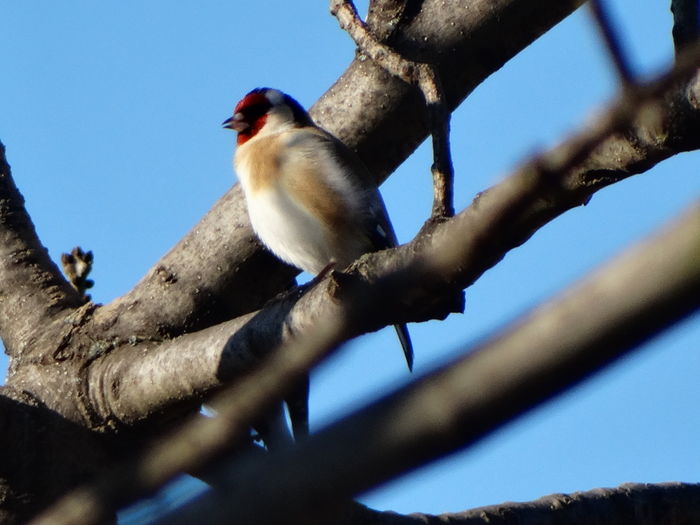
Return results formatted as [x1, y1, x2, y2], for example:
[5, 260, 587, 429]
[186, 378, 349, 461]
[235, 130, 363, 275]
[250, 183, 337, 274]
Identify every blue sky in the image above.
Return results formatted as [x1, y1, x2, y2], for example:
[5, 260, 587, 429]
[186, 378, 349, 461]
[2, 1, 699, 521]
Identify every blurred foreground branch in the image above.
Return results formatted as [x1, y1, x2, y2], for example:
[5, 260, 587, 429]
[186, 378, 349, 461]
[36, 189, 700, 524]
[148, 198, 700, 525]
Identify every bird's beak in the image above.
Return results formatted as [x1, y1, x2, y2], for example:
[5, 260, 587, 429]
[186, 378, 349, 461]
[222, 112, 249, 132]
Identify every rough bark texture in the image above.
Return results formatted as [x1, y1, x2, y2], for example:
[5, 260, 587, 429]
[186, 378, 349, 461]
[1, 0, 699, 523]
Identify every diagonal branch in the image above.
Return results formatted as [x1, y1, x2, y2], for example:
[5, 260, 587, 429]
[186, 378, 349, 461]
[0, 142, 84, 356]
[35, 196, 700, 525]
[149, 199, 700, 525]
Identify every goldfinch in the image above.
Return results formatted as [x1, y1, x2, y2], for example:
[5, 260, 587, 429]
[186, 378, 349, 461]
[223, 87, 413, 370]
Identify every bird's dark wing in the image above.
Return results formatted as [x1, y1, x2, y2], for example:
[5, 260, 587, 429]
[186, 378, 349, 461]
[309, 127, 399, 251]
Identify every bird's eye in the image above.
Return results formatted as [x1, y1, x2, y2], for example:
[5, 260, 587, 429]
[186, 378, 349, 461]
[243, 103, 270, 120]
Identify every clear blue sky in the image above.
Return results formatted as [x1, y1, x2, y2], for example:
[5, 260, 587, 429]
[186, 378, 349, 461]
[2, 1, 699, 522]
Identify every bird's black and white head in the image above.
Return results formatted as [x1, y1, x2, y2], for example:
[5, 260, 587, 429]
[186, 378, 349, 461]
[222, 88, 313, 145]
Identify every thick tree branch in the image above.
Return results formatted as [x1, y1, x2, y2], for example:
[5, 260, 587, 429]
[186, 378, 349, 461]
[89, 0, 585, 341]
[0, 142, 84, 356]
[0, 387, 109, 524]
[145, 200, 700, 525]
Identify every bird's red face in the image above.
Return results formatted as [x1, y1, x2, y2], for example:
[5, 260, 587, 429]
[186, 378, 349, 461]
[223, 90, 273, 145]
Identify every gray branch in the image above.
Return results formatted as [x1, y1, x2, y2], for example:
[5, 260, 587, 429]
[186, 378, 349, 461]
[0, 142, 83, 356]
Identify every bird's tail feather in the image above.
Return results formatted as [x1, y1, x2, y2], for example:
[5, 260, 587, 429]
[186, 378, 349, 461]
[394, 323, 414, 372]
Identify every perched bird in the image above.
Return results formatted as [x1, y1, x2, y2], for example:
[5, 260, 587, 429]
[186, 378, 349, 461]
[223, 87, 413, 371]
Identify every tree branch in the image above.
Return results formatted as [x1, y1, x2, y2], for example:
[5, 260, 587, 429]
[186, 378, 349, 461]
[326, 483, 700, 525]
[0, 142, 84, 356]
[147, 199, 700, 525]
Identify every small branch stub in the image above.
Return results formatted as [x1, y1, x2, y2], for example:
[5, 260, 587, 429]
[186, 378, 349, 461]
[61, 246, 94, 299]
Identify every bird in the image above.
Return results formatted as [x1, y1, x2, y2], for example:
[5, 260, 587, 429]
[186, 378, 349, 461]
[222, 87, 414, 373]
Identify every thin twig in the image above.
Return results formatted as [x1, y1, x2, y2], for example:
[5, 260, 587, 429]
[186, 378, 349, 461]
[671, 0, 700, 56]
[331, 0, 455, 218]
[588, 0, 635, 87]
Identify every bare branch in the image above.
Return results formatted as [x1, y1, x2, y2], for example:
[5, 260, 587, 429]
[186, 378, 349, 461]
[0, 142, 84, 355]
[331, 0, 455, 218]
[340, 485, 700, 525]
[315, 0, 587, 183]
[587, 0, 635, 86]
[33, 308, 348, 525]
